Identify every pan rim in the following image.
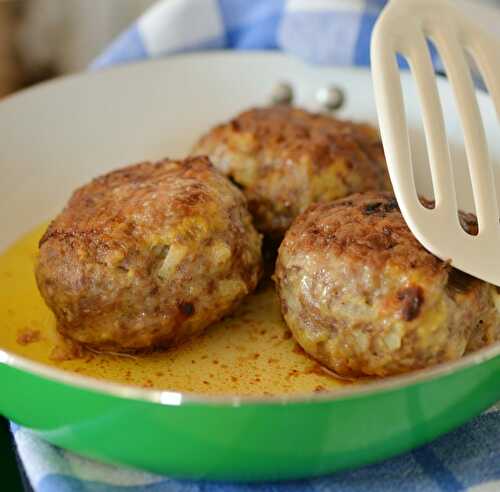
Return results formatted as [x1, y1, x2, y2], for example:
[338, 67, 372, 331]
[2, 341, 500, 406]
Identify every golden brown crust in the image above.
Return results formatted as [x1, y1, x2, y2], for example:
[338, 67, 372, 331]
[283, 191, 445, 276]
[42, 158, 225, 250]
[192, 106, 390, 237]
[36, 157, 263, 351]
[275, 191, 500, 377]
[204, 106, 384, 171]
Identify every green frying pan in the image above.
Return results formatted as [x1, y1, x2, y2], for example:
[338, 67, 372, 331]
[1, 52, 499, 482]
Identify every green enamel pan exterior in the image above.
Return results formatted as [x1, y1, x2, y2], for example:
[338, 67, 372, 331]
[2, 346, 500, 481]
[1, 52, 500, 481]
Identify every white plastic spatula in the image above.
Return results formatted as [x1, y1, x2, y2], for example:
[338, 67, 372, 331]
[371, 0, 500, 286]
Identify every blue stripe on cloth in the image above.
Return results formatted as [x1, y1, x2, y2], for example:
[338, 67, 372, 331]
[424, 412, 500, 490]
[38, 475, 321, 492]
[309, 453, 439, 492]
[396, 53, 410, 70]
[91, 25, 148, 70]
[225, 15, 282, 49]
[218, 0, 284, 49]
[217, 0, 284, 29]
[279, 11, 363, 66]
[196, 481, 317, 491]
[412, 448, 464, 492]
[354, 11, 378, 66]
[36, 444, 464, 492]
[39, 475, 174, 492]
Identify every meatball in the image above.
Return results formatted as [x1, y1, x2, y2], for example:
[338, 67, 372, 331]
[192, 106, 390, 238]
[275, 192, 500, 377]
[36, 157, 263, 351]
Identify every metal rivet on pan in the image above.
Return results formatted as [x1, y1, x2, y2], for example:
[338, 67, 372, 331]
[316, 86, 345, 111]
[271, 82, 294, 105]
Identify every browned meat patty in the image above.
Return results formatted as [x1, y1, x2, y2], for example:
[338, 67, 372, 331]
[36, 156, 263, 351]
[192, 106, 390, 238]
[275, 192, 500, 377]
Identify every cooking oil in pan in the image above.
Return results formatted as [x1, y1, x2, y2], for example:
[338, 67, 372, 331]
[0, 224, 350, 396]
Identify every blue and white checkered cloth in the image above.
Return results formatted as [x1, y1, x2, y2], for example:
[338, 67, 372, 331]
[91, 0, 386, 70]
[12, 0, 500, 490]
